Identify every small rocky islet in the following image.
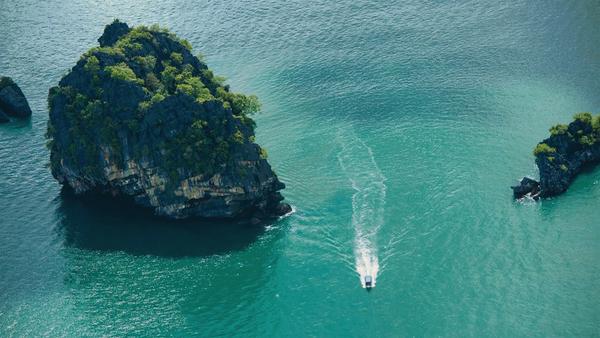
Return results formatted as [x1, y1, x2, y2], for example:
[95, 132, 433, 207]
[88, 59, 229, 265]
[46, 20, 291, 221]
[513, 113, 600, 199]
[0, 76, 32, 123]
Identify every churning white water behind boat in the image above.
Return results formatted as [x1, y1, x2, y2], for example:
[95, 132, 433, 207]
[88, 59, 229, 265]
[337, 128, 386, 287]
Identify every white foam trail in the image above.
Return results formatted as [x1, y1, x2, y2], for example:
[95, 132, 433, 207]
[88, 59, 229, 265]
[336, 129, 386, 288]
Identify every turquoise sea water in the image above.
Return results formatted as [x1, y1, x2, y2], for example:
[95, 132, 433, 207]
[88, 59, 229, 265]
[1, 1, 599, 336]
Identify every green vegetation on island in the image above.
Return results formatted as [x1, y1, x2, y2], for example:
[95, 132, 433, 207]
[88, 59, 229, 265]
[47, 20, 263, 177]
[534, 112, 600, 157]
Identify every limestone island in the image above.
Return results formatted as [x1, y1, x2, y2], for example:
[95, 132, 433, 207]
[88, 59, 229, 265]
[512, 112, 600, 199]
[0, 76, 32, 123]
[46, 20, 291, 221]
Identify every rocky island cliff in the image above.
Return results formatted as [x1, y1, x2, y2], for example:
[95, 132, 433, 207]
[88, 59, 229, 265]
[47, 20, 291, 220]
[512, 113, 600, 199]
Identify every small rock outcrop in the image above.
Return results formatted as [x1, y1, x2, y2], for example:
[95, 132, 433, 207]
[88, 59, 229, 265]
[513, 113, 600, 199]
[511, 176, 540, 199]
[47, 20, 291, 220]
[0, 76, 32, 119]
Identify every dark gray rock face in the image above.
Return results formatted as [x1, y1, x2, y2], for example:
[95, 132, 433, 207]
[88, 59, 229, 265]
[47, 21, 290, 221]
[536, 118, 600, 197]
[515, 114, 600, 199]
[0, 76, 32, 118]
[511, 177, 540, 199]
[0, 107, 9, 123]
[98, 19, 130, 47]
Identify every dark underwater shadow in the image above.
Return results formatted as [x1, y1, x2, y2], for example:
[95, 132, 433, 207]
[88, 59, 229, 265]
[0, 116, 32, 129]
[54, 188, 277, 258]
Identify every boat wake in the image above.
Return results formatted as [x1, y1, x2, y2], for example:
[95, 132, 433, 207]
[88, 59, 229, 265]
[336, 129, 386, 288]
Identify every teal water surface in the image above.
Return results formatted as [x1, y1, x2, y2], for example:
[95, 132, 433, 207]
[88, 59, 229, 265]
[1, 1, 599, 336]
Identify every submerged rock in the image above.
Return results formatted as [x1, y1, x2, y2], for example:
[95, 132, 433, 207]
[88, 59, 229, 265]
[514, 113, 600, 199]
[0, 76, 32, 118]
[47, 20, 290, 220]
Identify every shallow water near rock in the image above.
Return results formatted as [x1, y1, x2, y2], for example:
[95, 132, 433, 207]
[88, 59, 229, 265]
[1, 1, 599, 336]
